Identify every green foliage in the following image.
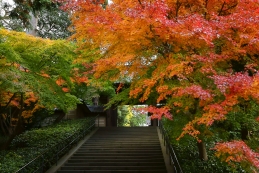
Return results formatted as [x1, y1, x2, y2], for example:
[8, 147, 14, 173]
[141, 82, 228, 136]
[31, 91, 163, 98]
[129, 113, 147, 127]
[0, 29, 80, 112]
[0, 151, 25, 173]
[81, 80, 115, 105]
[37, 3, 72, 39]
[117, 105, 129, 126]
[212, 99, 259, 142]
[106, 88, 131, 107]
[117, 105, 147, 127]
[246, 134, 259, 151]
[0, 118, 93, 173]
[162, 118, 247, 173]
[24, 108, 52, 129]
[162, 99, 259, 173]
[11, 118, 91, 149]
[106, 86, 146, 108]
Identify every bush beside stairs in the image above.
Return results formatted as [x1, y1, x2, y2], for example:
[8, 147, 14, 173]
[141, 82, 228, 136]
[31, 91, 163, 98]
[57, 127, 168, 173]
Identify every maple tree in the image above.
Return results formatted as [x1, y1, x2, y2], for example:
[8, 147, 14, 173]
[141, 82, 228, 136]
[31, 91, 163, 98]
[213, 141, 259, 172]
[60, 0, 259, 170]
[0, 28, 80, 149]
[70, 62, 116, 105]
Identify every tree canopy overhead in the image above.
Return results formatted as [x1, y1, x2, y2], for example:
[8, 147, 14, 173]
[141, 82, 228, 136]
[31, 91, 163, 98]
[0, 28, 79, 113]
[0, 28, 82, 148]
[59, 0, 259, 170]
[64, 0, 259, 126]
[1, 0, 259, 171]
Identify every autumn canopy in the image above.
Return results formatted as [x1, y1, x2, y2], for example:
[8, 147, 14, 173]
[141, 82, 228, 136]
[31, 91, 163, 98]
[1, 0, 259, 171]
[54, 0, 259, 170]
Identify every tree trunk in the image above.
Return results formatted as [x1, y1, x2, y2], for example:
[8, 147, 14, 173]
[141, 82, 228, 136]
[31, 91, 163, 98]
[241, 129, 249, 140]
[26, 3, 38, 37]
[0, 93, 25, 150]
[0, 115, 10, 136]
[197, 141, 208, 161]
[26, 12, 38, 36]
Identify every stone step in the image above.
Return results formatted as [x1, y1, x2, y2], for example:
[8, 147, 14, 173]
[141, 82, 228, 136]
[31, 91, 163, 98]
[76, 149, 162, 152]
[72, 152, 162, 156]
[64, 161, 165, 166]
[57, 170, 167, 173]
[82, 143, 160, 148]
[90, 132, 156, 136]
[57, 127, 167, 172]
[85, 136, 159, 139]
[75, 150, 162, 153]
[91, 135, 158, 137]
[67, 158, 164, 163]
[60, 165, 166, 171]
[80, 145, 160, 150]
[94, 132, 158, 134]
[82, 144, 160, 146]
[91, 134, 158, 137]
[87, 138, 159, 141]
[84, 140, 159, 143]
[83, 141, 159, 143]
[82, 141, 160, 144]
[90, 132, 158, 134]
[69, 155, 164, 160]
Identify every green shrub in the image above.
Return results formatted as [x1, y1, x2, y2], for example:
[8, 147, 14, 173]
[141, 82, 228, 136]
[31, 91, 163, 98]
[0, 151, 25, 173]
[0, 118, 94, 173]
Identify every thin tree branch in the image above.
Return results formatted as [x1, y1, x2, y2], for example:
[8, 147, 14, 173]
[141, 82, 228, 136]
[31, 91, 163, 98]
[218, 1, 226, 16]
[175, 0, 182, 18]
[138, 0, 144, 8]
[0, 93, 16, 113]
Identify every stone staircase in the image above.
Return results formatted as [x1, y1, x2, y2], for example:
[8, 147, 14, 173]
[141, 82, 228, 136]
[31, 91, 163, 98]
[57, 127, 167, 173]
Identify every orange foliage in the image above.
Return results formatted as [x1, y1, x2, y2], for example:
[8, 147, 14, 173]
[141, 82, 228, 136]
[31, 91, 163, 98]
[24, 92, 38, 106]
[41, 73, 50, 78]
[63, 0, 259, 126]
[62, 87, 70, 92]
[71, 66, 90, 84]
[22, 104, 44, 120]
[213, 141, 259, 172]
[55, 78, 70, 92]
[56, 78, 66, 86]
[59, 0, 259, 168]
[1, 91, 39, 120]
